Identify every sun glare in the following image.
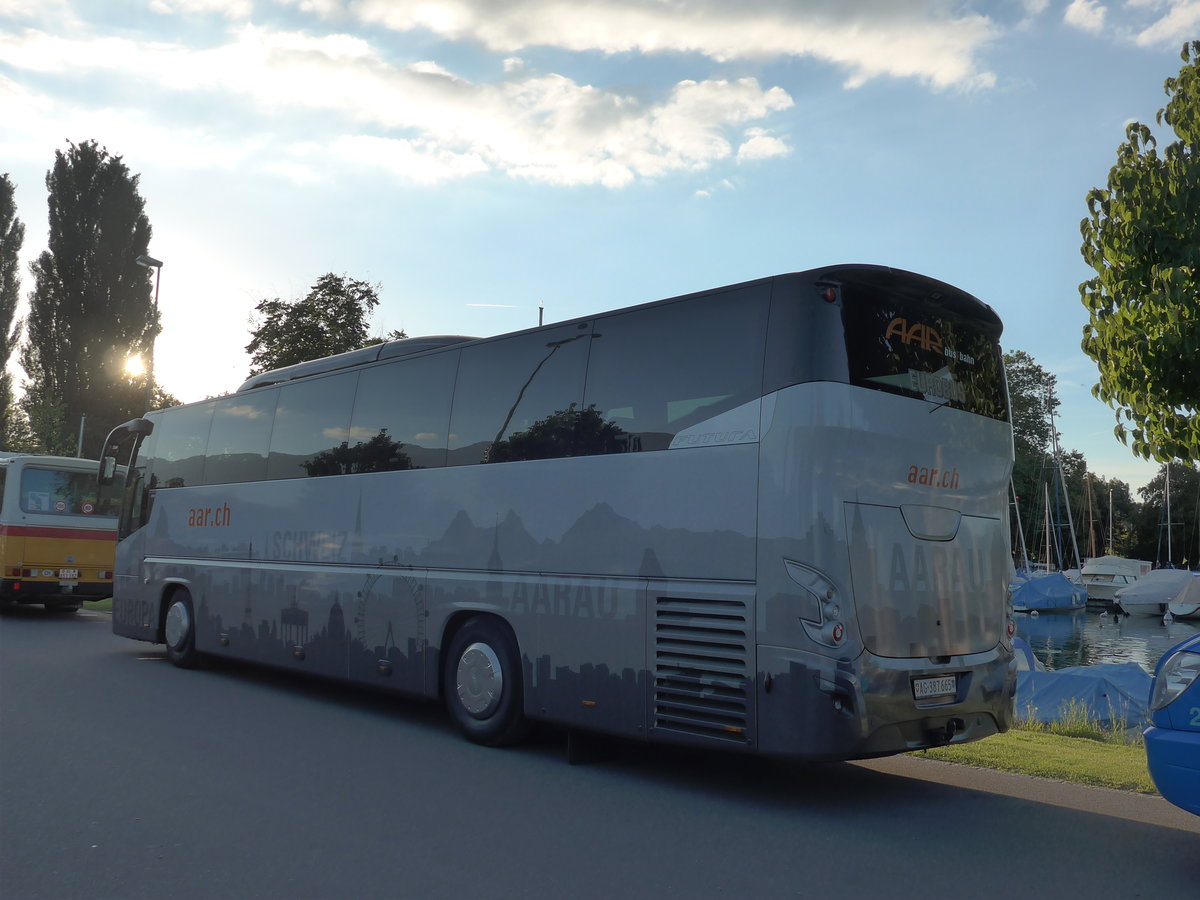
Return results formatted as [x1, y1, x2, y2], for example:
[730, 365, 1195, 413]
[124, 354, 145, 377]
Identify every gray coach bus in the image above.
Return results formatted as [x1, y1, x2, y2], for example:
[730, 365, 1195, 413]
[100, 265, 1017, 759]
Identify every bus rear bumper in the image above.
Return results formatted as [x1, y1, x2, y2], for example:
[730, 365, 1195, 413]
[0, 579, 111, 602]
[756, 643, 1015, 760]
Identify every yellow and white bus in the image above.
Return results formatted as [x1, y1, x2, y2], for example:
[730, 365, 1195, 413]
[0, 454, 118, 612]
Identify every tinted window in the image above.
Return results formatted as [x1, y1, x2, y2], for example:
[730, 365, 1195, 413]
[349, 351, 458, 471]
[203, 390, 278, 485]
[841, 280, 1007, 421]
[582, 288, 769, 452]
[268, 373, 357, 479]
[151, 402, 215, 489]
[448, 324, 591, 466]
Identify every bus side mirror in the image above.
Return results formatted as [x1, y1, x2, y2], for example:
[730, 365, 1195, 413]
[99, 455, 117, 486]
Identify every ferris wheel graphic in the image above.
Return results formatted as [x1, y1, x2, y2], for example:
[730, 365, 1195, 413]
[352, 563, 426, 653]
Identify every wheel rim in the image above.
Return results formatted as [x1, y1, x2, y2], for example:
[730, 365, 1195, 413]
[456, 641, 503, 718]
[164, 599, 191, 650]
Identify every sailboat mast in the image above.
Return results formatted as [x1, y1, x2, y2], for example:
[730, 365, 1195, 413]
[1108, 487, 1113, 555]
[1044, 483, 1054, 569]
[1086, 473, 1097, 560]
[1045, 384, 1082, 570]
[1011, 480, 1030, 570]
[1167, 463, 1173, 565]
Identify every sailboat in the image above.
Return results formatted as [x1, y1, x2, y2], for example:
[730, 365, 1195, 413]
[1011, 483, 1087, 613]
[1115, 464, 1200, 618]
[1009, 392, 1087, 614]
[1115, 568, 1200, 617]
[1080, 480, 1151, 605]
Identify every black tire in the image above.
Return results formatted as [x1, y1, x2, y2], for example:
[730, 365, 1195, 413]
[163, 591, 199, 669]
[443, 616, 529, 747]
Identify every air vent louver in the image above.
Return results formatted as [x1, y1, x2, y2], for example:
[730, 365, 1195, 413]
[654, 596, 750, 743]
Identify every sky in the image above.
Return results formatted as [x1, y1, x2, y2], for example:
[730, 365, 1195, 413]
[1, 0, 1195, 493]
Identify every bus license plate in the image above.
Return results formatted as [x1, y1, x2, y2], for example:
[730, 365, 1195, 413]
[58, 568, 79, 580]
[913, 675, 957, 701]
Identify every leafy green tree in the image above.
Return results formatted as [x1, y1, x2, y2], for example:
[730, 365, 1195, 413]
[1080, 41, 1200, 463]
[245, 273, 406, 376]
[1080, 475, 1137, 558]
[1132, 462, 1200, 566]
[1004, 350, 1058, 531]
[20, 140, 160, 457]
[0, 173, 24, 447]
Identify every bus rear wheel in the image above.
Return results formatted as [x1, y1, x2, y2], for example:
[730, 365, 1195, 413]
[163, 592, 199, 669]
[444, 616, 529, 747]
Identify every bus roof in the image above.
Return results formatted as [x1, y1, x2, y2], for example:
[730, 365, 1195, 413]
[230, 263, 997, 394]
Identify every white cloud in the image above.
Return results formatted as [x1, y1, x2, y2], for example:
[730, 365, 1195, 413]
[1131, 0, 1200, 46]
[150, 0, 255, 15]
[0, 0, 80, 29]
[737, 128, 789, 162]
[1064, 0, 1108, 34]
[0, 25, 795, 187]
[289, 0, 998, 91]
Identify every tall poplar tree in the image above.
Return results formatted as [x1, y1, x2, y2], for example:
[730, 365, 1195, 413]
[21, 141, 160, 456]
[0, 173, 24, 446]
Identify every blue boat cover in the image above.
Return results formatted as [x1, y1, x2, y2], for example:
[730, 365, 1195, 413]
[1016, 663, 1151, 729]
[1011, 571, 1088, 612]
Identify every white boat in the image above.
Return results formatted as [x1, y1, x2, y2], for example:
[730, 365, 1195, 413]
[1170, 574, 1200, 619]
[1079, 554, 1152, 604]
[1115, 568, 1199, 617]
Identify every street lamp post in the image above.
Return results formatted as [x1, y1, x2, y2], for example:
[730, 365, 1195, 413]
[135, 253, 162, 410]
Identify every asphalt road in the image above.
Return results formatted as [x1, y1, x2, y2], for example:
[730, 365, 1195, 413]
[2, 605, 1196, 900]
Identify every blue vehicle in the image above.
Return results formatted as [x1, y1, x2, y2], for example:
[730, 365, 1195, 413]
[1145, 632, 1200, 816]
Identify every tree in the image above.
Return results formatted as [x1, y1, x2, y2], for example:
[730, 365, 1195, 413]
[1132, 462, 1200, 566]
[1004, 350, 1058, 529]
[1080, 41, 1200, 463]
[20, 140, 159, 457]
[0, 173, 23, 447]
[245, 273, 406, 376]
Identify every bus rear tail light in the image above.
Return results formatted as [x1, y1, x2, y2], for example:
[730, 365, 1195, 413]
[1006, 620, 1016, 639]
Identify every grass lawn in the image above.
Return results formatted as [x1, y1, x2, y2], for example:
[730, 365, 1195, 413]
[913, 726, 1155, 794]
[84, 597, 112, 612]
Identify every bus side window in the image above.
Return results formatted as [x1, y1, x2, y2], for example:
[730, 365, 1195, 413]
[203, 390, 278, 485]
[267, 373, 357, 479]
[582, 286, 770, 453]
[447, 325, 589, 466]
[350, 352, 458, 472]
[151, 402, 216, 489]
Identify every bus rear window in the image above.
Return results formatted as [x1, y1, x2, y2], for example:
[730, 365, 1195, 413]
[20, 467, 106, 515]
[841, 285, 1007, 421]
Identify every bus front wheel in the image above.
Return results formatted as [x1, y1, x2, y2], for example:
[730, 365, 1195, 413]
[163, 592, 199, 669]
[444, 616, 528, 747]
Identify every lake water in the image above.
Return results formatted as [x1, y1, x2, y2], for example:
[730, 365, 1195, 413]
[1015, 607, 1200, 673]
